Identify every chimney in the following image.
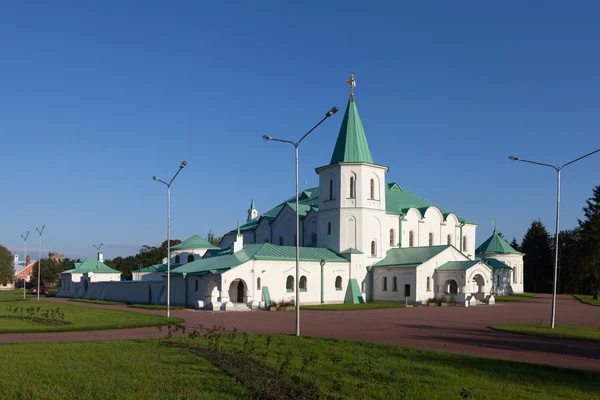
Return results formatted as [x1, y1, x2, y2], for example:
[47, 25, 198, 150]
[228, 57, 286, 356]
[26, 256, 31, 266]
[98, 252, 104, 263]
[232, 221, 244, 253]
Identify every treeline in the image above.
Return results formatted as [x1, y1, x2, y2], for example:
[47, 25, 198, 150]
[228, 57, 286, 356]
[104, 239, 181, 280]
[512, 185, 600, 299]
[31, 257, 82, 287]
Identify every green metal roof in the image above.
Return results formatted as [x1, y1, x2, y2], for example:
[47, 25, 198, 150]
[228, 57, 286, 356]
[250, 199, 255, 210]
[373, 245, 451, 268]
[132, 263, 183, 273]
[478, 257, 513, 270]
[172, 243, 347, 276]
[436, 260, 481, 271]
[475, 230, 521, 255]
[61, 258, 121, 275]
[171, 235, 219, 251]
[340, 248, 363, 254]
[329, 99, 374, 165]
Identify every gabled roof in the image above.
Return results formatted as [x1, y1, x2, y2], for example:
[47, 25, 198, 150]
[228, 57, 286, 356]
[330, 99, 374, 165]
[475, 230, 521, 255]
[436, 260, 482, 271]
[478, 257, 512, 270]
[340, 248, 363, 254]
[171, 235, 219, 251]
[132, 263, 183, 274]
[172, 243, 347, 276]
[61, 258, 121, 275]
[373, 245, 452, 268]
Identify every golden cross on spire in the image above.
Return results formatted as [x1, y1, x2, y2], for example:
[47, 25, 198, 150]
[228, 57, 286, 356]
[346, 74, 356, 101]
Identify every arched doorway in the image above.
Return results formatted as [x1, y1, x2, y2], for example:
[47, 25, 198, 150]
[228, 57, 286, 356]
[206, 280, 218, 301]
[445, 279, 458, 294]
[228, 279, 247, 303]
[472, 274, 485, 293]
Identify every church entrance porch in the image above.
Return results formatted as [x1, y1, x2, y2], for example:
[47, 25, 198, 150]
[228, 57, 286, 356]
[228, 279, 247, 303]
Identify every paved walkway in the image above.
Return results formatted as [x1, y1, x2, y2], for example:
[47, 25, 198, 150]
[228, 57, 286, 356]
[2, 294, 599, 372]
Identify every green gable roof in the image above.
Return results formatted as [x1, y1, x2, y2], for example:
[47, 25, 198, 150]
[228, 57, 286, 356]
[61, 258, 121, 275]
[475, 230, 521, 255]
[373, 245, 451, 268]
[329, 99, 374, 165]
[340, 248, 363, 254]
[478, 257, 512, 270]
[171, 235, 219, 251]
[172, 243, 347, 276]
[436, 260, 481, 271]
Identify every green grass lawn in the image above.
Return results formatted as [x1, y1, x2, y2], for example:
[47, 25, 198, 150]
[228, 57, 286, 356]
[68, 298, 127, 305]
[574, 295, 600, 307]
[0, 289, 35, 302]
[300, 302, 405, 311]
[491, 323, 600, 343]
[0, 340, 252, 400]
[494, 292, 536, 302]
[128, 304, 185, 310]
[0, 300, 183, 333]
[176, 333, 600, 399]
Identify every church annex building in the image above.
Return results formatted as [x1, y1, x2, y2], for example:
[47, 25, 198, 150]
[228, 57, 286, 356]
[58, 79, 524, 309]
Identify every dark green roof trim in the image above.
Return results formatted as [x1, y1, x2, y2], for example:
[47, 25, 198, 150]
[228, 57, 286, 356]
[330, 99, 374, 164]
[436, 260, 482, 271]
[478, 257, 513, 270]
[475, 230, 522, 255]
[373, 245, 451, 268]
[171, 235, 219, 250]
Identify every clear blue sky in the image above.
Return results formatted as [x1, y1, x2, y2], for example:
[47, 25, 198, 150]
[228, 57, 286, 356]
[2, 1, 599, 260]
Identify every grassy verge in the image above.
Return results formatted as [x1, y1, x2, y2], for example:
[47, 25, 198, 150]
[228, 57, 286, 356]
[0, 301, 183, 333]
[164, 330, 600, 400]
[68, 299, 127, 306]
[0, 340, 251, 400]
[300, 302, 405, 311]
[491, 323, 600, 343]
[494, 292, 536, 302]
[128, 304, 185, 310]
[0, 290, 35, 302]
[574, 295, 600, 307]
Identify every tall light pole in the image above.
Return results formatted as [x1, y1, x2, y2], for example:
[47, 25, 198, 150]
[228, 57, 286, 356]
[21, 231, 30, 299]
[263, 105, 339, 336]
[153, 161, 187, 318]
[35, 225, 46, 301]
[509, 147, 600, 329]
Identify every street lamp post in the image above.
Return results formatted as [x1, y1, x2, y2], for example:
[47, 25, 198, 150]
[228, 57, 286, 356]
[263, 105, 339, 336]
[509, 147, 600, 329]
[153, 161, 187, 318]
[21, 231, 30, 299]
[35, 225, 46, 302]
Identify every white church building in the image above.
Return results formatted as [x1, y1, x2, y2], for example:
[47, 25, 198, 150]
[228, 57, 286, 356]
[58, 77, 523, 309]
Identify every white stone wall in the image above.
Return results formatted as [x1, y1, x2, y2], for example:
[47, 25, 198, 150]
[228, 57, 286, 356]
[271, 205, 303, 247]
[171, 248, 209, 264]
[486, 253, 524, 294]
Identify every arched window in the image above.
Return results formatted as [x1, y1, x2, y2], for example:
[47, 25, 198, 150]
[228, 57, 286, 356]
[335, 276, 342, 290]
[370, 240, 376, 256]
[294, 235, 297, 245]
[428, 232, 433, 246]
[300, 276, 307, 291]
[370, 179, 375, 199]
[329, 179, 333, 200]
[279, 237, 284, 246]
[327, 222, 331, 235]
[286, 275, 294, 292]
[187, 254, 194, 263]
[174, 255, 180, 264]
[383, 277, 388, 291]
[389, 229, 395, 246]
[426, 276, 431, 291]
[349, 177, 355, 199]
[257, 277, 261, 290]
[392, 276, 398, 291]
[265, 239, 269, 243]
[463, 236, 467, 252]
[312, 233, 317, 244]
[513, 268, 516, 283]
[447, 234, 451, 245]
[361, 280, 365, 293]
[409, 231, 414, 247]
[194, 280, 198, 292]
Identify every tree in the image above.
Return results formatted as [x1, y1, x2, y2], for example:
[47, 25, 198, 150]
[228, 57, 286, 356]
[522, 220, 553, 293]
[0, 245, 14, 285]
[105, 239, 181, 280]
[555, 229, 582, 295]
[207, 229, 221, 246]
[577, 185, 600, 300]
[31, 257, 79, 287]
[510, 238, 521, 253]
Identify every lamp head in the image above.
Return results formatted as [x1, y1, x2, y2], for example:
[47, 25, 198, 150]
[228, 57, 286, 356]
[180, 161, 187, 169]
[508, 156, 520, 161]
[262, 135, 272, 141]
[326, 106, 339, 117]
[153, 176, 158, 181]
